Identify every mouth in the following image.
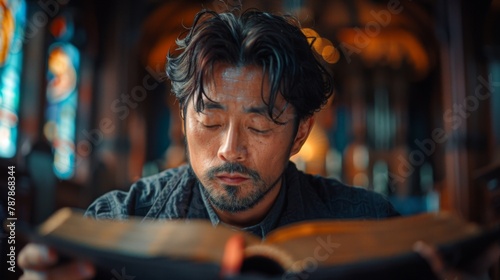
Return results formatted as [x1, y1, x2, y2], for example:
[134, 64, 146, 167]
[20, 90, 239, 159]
[215, 173, 250, 185]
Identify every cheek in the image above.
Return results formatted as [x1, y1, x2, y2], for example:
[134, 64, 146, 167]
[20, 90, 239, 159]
[185, 124, 219, 165]
[248, 137, 291, 164]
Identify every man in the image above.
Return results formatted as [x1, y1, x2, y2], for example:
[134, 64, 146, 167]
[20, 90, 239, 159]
[18, 8, 498, 280]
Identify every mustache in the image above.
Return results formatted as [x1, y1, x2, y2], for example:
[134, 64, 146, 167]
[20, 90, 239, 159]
[206, 162, 261, 181]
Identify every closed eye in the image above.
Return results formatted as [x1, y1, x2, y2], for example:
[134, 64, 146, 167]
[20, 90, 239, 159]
[203, 124, 221, 129]
[249, 127, 271, 134]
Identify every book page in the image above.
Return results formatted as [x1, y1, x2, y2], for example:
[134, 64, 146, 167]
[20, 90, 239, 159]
[262, 212, 480, 269]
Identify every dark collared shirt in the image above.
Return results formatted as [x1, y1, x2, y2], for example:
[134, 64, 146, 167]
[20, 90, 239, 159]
[85, 162, 399, 238]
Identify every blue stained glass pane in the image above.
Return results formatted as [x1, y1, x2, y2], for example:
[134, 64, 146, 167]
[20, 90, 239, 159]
[0, 0, 26, 158]
[44, 42, 80, 179]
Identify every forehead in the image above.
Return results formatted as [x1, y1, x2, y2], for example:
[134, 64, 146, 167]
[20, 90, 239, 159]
[202, 64, 268, 102]
[219, 65, 263, 83]
[196, 64, 294, 120]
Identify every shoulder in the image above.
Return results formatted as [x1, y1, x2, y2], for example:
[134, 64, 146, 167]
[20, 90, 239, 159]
[84, 165, 194, 219]
[287, 163, 399, 219]
[315, 176, 399, 218]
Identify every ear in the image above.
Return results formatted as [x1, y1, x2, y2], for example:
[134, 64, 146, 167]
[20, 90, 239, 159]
[180, 105, 186, 136]
[290, 116, 315, 156]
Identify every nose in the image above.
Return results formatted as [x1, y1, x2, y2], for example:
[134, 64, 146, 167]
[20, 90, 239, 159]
[218, 124, 246, 162]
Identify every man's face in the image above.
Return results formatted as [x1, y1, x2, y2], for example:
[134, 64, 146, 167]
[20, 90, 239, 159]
[184, 64, 310, 213]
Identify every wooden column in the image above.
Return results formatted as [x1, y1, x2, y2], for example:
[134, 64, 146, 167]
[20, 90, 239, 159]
[436, 0, 494, 222]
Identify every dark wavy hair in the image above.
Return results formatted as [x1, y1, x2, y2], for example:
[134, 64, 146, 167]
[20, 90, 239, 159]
[166, 9, 333, 123]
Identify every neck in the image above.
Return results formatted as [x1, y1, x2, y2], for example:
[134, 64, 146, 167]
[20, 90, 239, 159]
[212, 179, 282, 228]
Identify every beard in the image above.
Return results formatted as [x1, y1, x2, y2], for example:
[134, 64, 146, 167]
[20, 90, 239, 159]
[197, 162, 282, 213]
[183, 132, 288, 214]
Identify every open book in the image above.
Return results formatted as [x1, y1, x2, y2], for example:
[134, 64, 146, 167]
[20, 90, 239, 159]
[22, 208, 500, 280]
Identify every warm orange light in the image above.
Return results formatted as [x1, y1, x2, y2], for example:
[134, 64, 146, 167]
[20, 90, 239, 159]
[301, 27, 339, 64]
[0, 0, 14, 66]
[337, 28, 430, 79]
[301, 27, 319, 41]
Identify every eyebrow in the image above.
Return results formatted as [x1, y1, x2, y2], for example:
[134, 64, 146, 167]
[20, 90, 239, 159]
[244, 105, 269, 116]
[202, 100, 283, 120]
[203, 100, 268, 116]
[203, 101, 225, 110]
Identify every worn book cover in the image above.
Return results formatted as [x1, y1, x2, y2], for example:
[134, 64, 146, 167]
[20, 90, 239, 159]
[20, 208, 500, 280]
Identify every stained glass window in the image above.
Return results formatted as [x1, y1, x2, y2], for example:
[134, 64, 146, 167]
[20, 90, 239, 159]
[0, 0, 25, 158]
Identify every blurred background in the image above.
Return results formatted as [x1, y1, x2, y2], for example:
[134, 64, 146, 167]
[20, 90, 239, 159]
[1, 0, 500, 276]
